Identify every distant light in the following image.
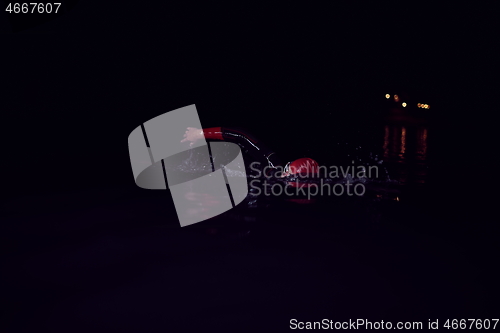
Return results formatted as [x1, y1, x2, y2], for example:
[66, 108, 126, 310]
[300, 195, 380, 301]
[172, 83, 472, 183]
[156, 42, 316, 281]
[427, 105, 431, 109]
[402, 102, 407, 107]
[394, 95, 399, 102]
[417, 103, 421, 107]
[385, 94, 390, 99]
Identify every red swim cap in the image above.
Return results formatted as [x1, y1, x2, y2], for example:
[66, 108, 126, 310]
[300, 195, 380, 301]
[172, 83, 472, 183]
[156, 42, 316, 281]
[285, 157, 319, 177]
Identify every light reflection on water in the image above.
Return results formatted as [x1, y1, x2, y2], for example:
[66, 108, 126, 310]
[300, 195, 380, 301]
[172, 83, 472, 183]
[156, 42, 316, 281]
[382, 123, 429, 185]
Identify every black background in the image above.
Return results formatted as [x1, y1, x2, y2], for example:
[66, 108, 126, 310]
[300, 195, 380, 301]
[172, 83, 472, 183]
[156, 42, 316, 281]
[1, 2, 499, 332]
[2, 3, 499, 196]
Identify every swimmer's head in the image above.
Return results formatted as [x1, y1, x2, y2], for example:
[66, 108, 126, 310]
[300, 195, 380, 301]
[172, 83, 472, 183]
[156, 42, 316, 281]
[281, 157, 319, 177]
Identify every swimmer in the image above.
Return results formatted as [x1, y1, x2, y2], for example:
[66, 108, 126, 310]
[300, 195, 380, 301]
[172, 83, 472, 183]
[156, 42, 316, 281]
[181, 126, 320, 178]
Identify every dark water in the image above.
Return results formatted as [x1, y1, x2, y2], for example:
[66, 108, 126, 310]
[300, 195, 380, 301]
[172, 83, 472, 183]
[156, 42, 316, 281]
[381, 123, 429, 185]
[2, 111, 498, 333]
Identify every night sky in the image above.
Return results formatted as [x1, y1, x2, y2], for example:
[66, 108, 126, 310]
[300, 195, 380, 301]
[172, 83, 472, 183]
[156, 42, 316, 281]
[1, 2, 499, 332]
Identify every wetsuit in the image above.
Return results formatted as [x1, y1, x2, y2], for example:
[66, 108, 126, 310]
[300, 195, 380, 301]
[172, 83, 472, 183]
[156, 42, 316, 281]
[202, 127, 284, 171]
[201, 128, 320, 207]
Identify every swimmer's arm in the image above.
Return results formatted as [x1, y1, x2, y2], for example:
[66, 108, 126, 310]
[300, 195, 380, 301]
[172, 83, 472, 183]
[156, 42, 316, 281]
[181, 126, 282, 167]
[181, 127, 224, 146]
[201, 127, 224, 140]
